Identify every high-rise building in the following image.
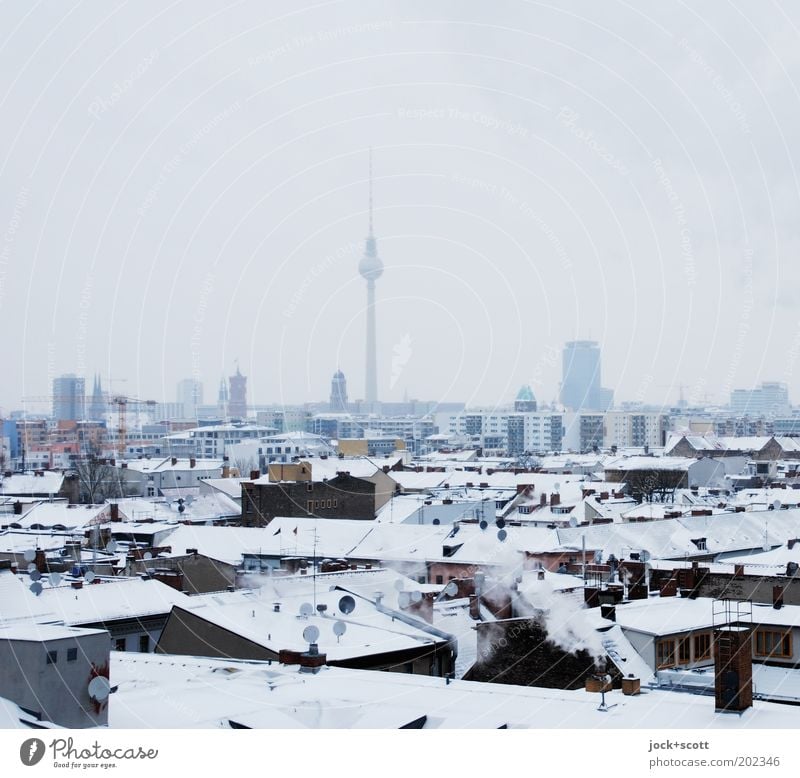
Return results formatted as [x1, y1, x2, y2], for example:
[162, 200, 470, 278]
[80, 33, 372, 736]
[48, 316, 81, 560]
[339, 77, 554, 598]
[730, 382, 790, 418]
[560, 341, 613, 411]
[329, 370, 348, 412]
[217, 377, 229, 418]
[52, 374, 85, 421]
[358, 150, 383, 408]
[228, 366, 248, 419]
[514, 385, 537, 412]
[177, 378, 203, 419]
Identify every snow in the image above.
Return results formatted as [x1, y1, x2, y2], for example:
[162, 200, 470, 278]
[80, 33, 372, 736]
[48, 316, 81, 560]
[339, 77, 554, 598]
[109, 653, 800, 729]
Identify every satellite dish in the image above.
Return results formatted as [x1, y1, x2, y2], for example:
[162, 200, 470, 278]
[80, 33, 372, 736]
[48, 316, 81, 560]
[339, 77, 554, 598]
[479, 520, 488, 530]
[23, 549, 35, 562]
[106, 541, 117, 553]
[568, 516, 578, 528]
[299, 602, 314, 617]
[49, 572, 62, 587]
[142, 552, 152, 561]
[302, 625, 320, 644]
[497, 529, 508, 542]
[85, 571, 96, 583]
[444, 581, 458, 597]
[333, 621, 347, 637]
[411, 590, 423, 603]
[29, 582, 43, 596]
[554, 482, 561, 492]
[496, 518, 506, 529]
[26, 563, 36, 573]
[432, 518, 440, 525]
[773, 500, 782, 511]
[398, 591, 411, 608]
[178, 504, 185, 513]
[338, 595, 356, 615]
[88, 676, 110, 702]
[393, 579, 405, 592]
[640, 550, 651, 563]
[29, 570, 41, 582]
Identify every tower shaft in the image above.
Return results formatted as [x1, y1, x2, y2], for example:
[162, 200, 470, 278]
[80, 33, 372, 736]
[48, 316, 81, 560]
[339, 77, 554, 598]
[365, 279, 378, 404]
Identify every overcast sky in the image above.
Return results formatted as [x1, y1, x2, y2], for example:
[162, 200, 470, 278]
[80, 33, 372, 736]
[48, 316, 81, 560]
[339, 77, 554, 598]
[1, 0, 800, 413]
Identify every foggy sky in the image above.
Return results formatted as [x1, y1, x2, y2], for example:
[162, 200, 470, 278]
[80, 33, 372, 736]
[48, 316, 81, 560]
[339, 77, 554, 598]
[1, 0, 799, 413]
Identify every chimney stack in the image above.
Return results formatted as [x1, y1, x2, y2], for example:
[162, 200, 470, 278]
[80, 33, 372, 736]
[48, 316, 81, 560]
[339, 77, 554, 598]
[714, 625, 753, 712]
[550, 493, 560, 507]
[189, 457, 196, 468]
[773, 586, 785, 609]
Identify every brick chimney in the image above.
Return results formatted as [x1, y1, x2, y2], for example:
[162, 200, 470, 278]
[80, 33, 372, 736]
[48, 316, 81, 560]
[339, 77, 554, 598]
[189, 458, 196, 468]
[171, 457, 178, 466]
[773, 585, 785, 609]
[550, 493, 560, 507]
[109, 503, 120, 522]
[714, 626, 752, 712]
[34, 548, 47, 573]
[468, 594, 481, 620]
[13, 500, 22, 515]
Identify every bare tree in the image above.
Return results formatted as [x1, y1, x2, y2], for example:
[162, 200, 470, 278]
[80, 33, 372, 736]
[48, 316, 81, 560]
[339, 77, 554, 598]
[74, 443, 122, 504]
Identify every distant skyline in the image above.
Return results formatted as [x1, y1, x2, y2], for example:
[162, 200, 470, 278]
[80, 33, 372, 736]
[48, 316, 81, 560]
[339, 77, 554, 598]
[2, 2, 800, 412]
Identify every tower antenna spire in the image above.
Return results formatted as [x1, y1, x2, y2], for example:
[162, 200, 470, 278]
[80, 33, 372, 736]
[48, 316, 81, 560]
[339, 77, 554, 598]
[368, 146, 374, 236]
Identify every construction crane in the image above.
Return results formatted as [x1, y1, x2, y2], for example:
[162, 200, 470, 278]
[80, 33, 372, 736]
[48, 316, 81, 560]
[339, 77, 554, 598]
[110, 396, 156, 457]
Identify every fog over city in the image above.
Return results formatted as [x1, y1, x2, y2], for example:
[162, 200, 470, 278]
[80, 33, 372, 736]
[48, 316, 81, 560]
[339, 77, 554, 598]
[1, 0, 799, 410]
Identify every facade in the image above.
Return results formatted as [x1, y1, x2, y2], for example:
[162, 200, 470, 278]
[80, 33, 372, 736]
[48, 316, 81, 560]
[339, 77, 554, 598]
[228, 367, 248, 418]
[177, 378, 204, 419]
[604, 411, 669, 450]
[53, 374, 85, 421]
[560, 341, 614, 411]
[329, 370, 348, 412]
[731, 382, 791, 418]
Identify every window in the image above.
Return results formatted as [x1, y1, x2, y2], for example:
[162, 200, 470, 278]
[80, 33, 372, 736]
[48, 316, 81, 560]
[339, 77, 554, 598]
[435, 575, 444, 585]
[67, 647, 78, 662]
[693, 632, 712, 661]
[755, 629, 792, 658]
[333, 499, 338, 508]
[678, 637, 691, 664]
[306, 483, 312, 492]
[139, 635, 149, 653]
[46, 650, 57, 665]
[656, 639, 676, 669]
[307, 501, 314, 513]
[326, 499, 332, 508]
[115, 638, 126, 652]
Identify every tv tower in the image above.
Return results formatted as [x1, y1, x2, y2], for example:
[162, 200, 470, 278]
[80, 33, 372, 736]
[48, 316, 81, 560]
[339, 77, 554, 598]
[358, 149, 383, 407]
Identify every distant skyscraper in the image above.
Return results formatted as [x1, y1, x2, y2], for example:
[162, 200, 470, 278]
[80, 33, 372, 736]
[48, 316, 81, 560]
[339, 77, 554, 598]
[228, 365, 248, 418]
[53, 374, 85, 421]
[330, 369, 348, 412]
[177, 378, 203, 419]
[560, 341, 613, 411]
[730, 382, 790, 417]
[358, 149, 383, 407]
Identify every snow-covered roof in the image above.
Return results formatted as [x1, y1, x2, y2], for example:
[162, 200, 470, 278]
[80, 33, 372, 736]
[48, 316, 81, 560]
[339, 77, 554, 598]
[109, 653, 798, 729]
[0, 472, 64, 495]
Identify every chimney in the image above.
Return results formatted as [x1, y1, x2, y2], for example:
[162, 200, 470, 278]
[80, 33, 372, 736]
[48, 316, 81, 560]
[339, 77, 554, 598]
[600, 603, 616, 622]
[714, 625, 753, 712]
[540, 492, 547, 507]
[34, 548, 47, 573]
[734, 564, 744, 578]
[250, 470, 260, 480]
[773, 585, 785, 609]
[70, 580, 83, 590]
[537, 570, 545, 580]
[550, 493, 560, 507]
[468, 593, 481, 620]
[189, 458, 196, 468]
[171, 457, 178, 466]
[109, 503, 120, 522]
[13, 501, 22, 515]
